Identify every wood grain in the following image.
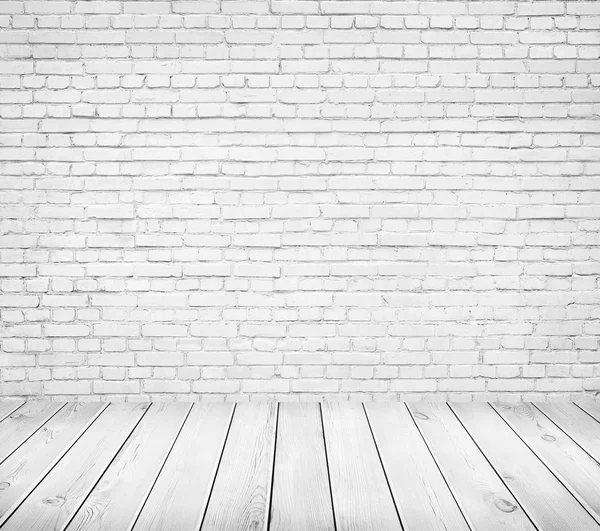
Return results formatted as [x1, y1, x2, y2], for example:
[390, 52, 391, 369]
[0, 401, 24, 424]
[366, 403, 469, 531]
[0, 402, 105, 525]
[3, 403, 148, 531]
[132, 404, 234, 531]
[493, 402, 600, 522]
[1, 401, 599, 531]
[452, 403, 600, 531]
[575, 399, 600, 423]
[65, 402, 190, 531]
[269, 403, 335, 531]
[408, 402, 536, 531]
[321, 402, 401, 531]
[537, 402, 600, 463]
[200, 403, 277, 531]
[0, 401, 64, 464]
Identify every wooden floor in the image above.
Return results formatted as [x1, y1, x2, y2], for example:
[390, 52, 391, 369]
[0, 401, 599, 530]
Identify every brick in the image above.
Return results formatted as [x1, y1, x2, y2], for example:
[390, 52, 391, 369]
[243, 380, 290, 393]
[41, 295, 86, 307]
[190, 323, 237, 337]
[93, 380, 140, 393]
[45, 325, 89, 337]
[93, 324, 139, 337]
[0, 295, 39, 307]
[0, 265, 36, 277]
[187, 352, 234, 365]
[141, 324, 188, 337]
[0, 354, 35, 367]
[144, 380, 190, 393]
[1, 382, 42, 394]
[234, 263, 280, 278]
[193, 380, 239, 393]
[44, 381, 91, 395]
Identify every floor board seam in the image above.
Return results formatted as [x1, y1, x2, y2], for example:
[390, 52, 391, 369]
[533, 403, 600, 467]
[319, 403, 338, 531]
[128, 403, 194, 531]
[0, 402, 25, 425]
[363, 404, 405, 531]
[490, 403, 600, 527]
[0, 402, 110, 529]
[197, 403, 237, 531]
[404, 403, 475, 531]
[59, 403, 152, 531]
[573, 401, 600, 426]
[0, 403, 68, 467]
[447, 403, 542, 531]
[265, 402, 279, 531]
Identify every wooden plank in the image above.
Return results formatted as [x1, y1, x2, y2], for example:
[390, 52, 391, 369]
[365, 404, 469, 531]
[0, 401, 64, 464]
[575, 399, 600, 424]
[408, 402, 536, 531]
[0, 402, 105, 524]
[200, 403, 277, 531]
[269, 403, 335, 531]
[452, 403, 600, 531]
[493, 402, 600, 523]
[2, 403, 148, 531]
[0, 401, 24, 423]
[132, 404, 234, 531]
[321, 402, 401, 531]
[64, 402, 190, 531]
[537, 402, 600, 463]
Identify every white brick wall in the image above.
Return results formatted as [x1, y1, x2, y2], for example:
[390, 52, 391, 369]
[1, 0, 599, 402]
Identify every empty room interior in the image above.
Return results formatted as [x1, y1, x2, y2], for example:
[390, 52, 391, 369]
[0, 0, 599, 529]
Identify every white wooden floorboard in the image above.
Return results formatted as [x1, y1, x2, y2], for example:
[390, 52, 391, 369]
[3, 403, 148, 531]
[493, 402, 600, 523]
[0, 402, 64, 464]
[269, 403, 335, 531]
[65, 402, 190, 531]
[408, 402, 537, 531]
[536, 402, 600, 463]
[0, 402, 24, 424]
[322, 402, 402, 531]
[200, 403, 277, 531]
[452, 403, 600, 531]
[132, 404, 234, 531]
[0, 403, 105, 525]
[0, 401, 597, 531]
[574, 400, 600, 423]
[366, 403, 469, 531]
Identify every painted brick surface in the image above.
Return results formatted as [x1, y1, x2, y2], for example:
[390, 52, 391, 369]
[0, 0, 599, 401]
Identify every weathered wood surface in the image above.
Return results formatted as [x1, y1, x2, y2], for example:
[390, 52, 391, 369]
[494, 402, 600, 523]
[3, 403, 148, 531]
[575, 399, 600, 423]
[269, 403, 335, 531]
[366, 404, 469, 531]
[452, 403, 600, 531]
[409, 402, 537, 531]
[0, 402, 64, 463]
[322, 402, 402, 531]
[0, 402, 105, 525]
[0, 401, 24, 424]
[0, 401, 598, 531]
[200, 403, 277, 531]
[537, 402, 600, 463]
[64, 402, 190, 531]
[132, 404, 234, 531]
